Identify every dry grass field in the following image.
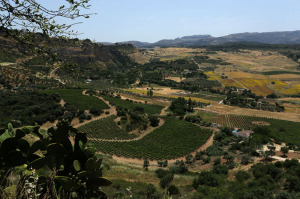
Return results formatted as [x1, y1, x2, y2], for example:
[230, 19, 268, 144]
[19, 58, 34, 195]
[165, 76, 186, 82]
[209, 50, 298, 71]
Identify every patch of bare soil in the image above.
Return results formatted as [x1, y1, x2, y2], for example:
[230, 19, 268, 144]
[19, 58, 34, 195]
[252, 121, 270, 126]
[165, 76, 186, 82]
[40, 120, 58, 129]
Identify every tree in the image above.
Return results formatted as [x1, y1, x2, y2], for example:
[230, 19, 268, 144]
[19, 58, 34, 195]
[143, 159, 150, 170]
[1, 0, 92, 40]
[264, 145, 276, 161]
[167, 185, 179, 196]
[0, 0, 93, 60]
[224, 155, 234, 163]
[281, 147, 289, 157]
[145, 184, 157, 199]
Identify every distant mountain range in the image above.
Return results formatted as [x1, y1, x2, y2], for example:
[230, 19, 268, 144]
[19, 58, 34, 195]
[121, 30, 300, 47]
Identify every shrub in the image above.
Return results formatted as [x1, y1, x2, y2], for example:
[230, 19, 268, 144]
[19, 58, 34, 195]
[167, 185, 179, 195]
[235, 170, 251, 181]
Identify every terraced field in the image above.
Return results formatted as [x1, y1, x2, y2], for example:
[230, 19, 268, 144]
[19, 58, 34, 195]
[90, 118, 212, 159]
[44, 89, 109, 110]
[78, 115, 138, 140]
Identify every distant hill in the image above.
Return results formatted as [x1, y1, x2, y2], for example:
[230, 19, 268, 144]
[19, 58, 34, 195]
[123, 30, 300, 47]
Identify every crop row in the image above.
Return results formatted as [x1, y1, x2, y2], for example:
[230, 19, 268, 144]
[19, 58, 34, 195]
[77, 115, 137, 140]
[198, 111, 300, 144]
[103, 95, 163, 115]
[44, 89, 109, 110]
[89, 118, 212, 160]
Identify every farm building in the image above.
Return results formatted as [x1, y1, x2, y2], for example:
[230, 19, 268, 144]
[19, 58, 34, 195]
[232, 129, 254, 138]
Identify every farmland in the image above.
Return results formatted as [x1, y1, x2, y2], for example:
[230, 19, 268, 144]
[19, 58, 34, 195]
[198, 111, 300, 144]
[102, 95, 164, 115]
[90, 118, 212, 159]
[77, 115, 138, 140]
[44, 89, 109, 110]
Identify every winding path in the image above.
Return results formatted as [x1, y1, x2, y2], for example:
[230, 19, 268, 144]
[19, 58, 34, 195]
[49, 67, 65, 85]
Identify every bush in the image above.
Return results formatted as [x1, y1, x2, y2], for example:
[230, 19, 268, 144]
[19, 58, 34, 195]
[149, 115, 160, 127]
[155, 168, 168, 179]
[214, 158, 221, 165]
[235, 170, 251, 181]
[167, 185, 179, 195]
[160, 173, 174, 189]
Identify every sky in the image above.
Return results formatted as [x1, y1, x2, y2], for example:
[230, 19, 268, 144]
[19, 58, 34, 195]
[46, 0, 300, 43]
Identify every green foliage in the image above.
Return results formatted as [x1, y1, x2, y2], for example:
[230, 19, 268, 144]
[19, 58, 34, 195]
[198, 111, 300, 144]
[0, 90, 63, 128]
[167, 185, 179, 195]
[235, 170, 251, 182]
[90, 118, 212, 159]
[103, 95, 163, 115]
[44, 89, 109, 111]
[78, 115, 137, 140]
[0, 121, 111, 198]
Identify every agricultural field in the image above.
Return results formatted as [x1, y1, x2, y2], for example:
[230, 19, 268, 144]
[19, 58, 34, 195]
[103, 95, 164, 115]
[187, 92, 226, 102]
[77, 115, 138, 140]
[90, 118, 212, 159]
[44, 89, 109, 110]
[198, 111, 300, 144]
[208, 50, 298, 71]
[124, 88, 215, 104]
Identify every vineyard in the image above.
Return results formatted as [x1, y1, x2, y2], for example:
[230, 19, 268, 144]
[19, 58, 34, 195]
[44, 89, 109, 110]
[198, 111, 300, 144]
[90, 118, 212, 160]
[77, 115, 138, 140]
[102, 95, 164, 115]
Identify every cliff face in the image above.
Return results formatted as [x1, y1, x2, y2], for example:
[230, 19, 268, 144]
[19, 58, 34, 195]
[0, 33, 137, 67]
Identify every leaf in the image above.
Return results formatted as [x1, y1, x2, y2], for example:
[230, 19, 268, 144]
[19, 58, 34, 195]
[85, 158, 97, 170]
[47, 143, 67, 156]
[29, 157, 47, 170]
[15, 129, 25, 139]
[8, 123, 14, 137]
[0, 137, 18, 153]
[0, 128, 6, 136]
[54, 176, 81, 192]
[73, 160, 81, 171]
[90, 177, 112, 187]
[28, 140, 45, 154]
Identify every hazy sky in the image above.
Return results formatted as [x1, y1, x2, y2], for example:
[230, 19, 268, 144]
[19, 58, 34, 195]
[47, 0, 300, 42]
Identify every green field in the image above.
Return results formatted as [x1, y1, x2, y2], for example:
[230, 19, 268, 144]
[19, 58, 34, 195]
[77, 115, 137, 140]
[198, 111, 300, 144]
[44, 89, 109, 110]
[90, 118, 212, 159]
[103, 95, 164, 115]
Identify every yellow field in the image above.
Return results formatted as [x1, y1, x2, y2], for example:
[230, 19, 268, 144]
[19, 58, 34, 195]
[225, 71, 267, 79]
[281, 85, 300, 95]
[221, 79, 241, 88]
[205, 71, 221, 81]
[209, 50, 298, 71]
